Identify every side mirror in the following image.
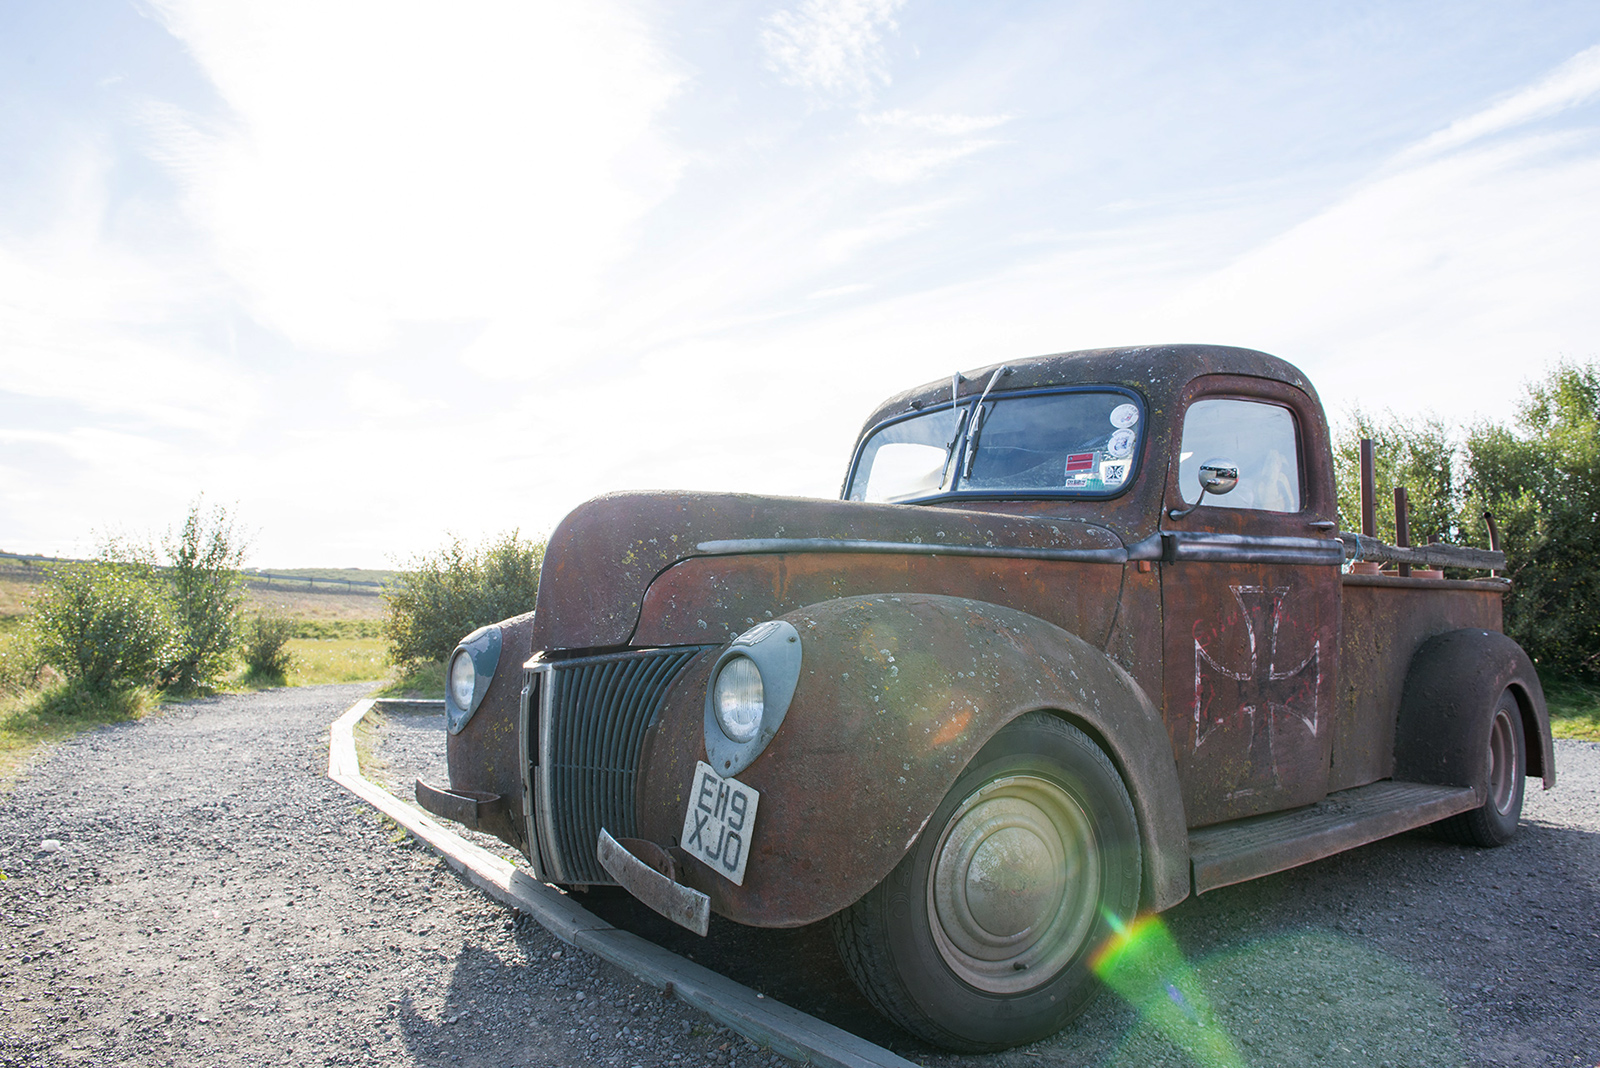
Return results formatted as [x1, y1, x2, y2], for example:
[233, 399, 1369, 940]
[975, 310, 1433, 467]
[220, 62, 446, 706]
[1169, 457, 1241, 520]
[1198, 458, 1239, 496]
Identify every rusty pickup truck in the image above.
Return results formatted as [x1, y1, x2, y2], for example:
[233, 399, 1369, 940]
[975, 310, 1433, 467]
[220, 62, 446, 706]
[416, 344, 1554, 1051]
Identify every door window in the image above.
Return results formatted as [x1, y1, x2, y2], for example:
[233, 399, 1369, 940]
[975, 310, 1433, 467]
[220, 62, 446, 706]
[1178, 398, 1301, 512]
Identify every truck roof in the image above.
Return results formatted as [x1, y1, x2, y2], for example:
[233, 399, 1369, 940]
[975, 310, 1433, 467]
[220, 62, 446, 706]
[856, 343, 1322, 448]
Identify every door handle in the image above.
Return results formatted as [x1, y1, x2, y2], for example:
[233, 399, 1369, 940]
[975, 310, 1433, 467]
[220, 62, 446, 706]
[1307, 520, 1337, 530]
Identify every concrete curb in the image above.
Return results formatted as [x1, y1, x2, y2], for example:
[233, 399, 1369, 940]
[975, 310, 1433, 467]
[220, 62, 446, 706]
[328, 697, 919, 1068]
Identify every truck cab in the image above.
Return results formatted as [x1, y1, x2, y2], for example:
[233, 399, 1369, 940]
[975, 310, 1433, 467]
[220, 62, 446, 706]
[419, 344, 1553, 1051]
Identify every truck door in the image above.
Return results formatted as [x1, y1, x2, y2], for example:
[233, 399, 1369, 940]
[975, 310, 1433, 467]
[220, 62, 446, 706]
[1158, 377, 1342, 827]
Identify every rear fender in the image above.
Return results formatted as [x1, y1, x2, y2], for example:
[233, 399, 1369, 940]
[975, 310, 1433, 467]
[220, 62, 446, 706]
[635, 593, 1190, 927]
[1396, 628, 1555, 794]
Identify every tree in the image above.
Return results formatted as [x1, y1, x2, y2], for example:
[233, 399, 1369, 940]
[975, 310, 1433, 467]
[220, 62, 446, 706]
[1463, 363, 1600, 679]
[1332, 408, 1458, 544]
[159, 501, 248, 691]
[384, 531, 544, 663]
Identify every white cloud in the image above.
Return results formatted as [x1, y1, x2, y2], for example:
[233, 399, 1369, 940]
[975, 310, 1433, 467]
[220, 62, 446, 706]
[861, 110, 1009, 136]
[1400, 43, 1600, 163]
[854, 108, 1011, 183]
[146, 0, 685, 364]
[762, 0, 905, 102]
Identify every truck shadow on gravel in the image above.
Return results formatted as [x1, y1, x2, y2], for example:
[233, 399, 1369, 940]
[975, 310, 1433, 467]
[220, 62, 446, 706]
[582, 819, 1599, 1068]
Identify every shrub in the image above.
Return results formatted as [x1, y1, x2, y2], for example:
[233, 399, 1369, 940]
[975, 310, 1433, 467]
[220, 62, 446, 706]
[1462, 362, 1600, 679]
[27, 561, 178, 693]
[0, 624, 46, 696]
[385, 531, 544, 663]
[159, 502, 247, 692]
[242, 614, 297, 679]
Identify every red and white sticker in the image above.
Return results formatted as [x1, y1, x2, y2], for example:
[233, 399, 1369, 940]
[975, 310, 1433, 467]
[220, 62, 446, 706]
[1065, 452, 1095, 473]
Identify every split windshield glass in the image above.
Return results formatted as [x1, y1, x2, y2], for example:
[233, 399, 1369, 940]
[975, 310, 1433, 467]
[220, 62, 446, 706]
[846, 389, 1145, 503]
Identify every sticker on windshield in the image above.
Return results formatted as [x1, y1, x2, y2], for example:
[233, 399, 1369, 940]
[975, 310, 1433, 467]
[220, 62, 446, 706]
[1064, 475, 1091, 489]
[1065, 452, 1095, 474]
[1107, 428, 1135, 458]
[1110, 403, 1140, 429]
[1101, 460, 1130, 485]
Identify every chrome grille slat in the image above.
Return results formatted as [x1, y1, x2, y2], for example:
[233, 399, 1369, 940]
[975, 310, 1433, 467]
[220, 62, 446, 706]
[531, 646, 708, 885]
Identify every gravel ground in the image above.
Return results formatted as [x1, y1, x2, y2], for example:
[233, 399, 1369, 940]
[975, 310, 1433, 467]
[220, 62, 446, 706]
[2, 688, 1597, 1068]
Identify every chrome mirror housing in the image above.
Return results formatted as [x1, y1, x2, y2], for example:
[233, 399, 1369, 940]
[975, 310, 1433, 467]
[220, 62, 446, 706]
[1198, 458, 1239, 496]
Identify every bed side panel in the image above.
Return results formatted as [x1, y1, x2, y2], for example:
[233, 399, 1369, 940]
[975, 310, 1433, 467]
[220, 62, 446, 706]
[1332, 576, 1503, 792]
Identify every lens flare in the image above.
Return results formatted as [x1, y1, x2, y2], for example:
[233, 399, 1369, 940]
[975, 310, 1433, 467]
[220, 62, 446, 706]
[1091, 910, 1246, 1068]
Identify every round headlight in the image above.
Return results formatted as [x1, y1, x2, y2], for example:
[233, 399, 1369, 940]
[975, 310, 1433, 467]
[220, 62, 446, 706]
[713, 656, 764, 744]
[449, 649, 477, 710]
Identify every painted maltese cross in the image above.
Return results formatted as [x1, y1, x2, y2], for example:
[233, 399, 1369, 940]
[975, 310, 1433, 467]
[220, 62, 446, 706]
[1193, 585, 1320, 781]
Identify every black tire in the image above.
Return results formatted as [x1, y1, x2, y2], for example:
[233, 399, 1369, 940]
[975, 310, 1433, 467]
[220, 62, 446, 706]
[830, 713, 1141, 1052]
[1435, 687, 1525, 847]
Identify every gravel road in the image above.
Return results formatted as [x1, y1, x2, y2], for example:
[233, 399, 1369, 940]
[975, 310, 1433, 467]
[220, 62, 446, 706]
[2, 686, 1597, 1068]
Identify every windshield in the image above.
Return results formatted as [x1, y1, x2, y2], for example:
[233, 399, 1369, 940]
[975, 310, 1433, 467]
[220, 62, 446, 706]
[846, 389, 1145, 503]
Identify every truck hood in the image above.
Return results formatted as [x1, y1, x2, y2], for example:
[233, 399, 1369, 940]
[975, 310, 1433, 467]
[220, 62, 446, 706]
[529, 491, 1124, 652]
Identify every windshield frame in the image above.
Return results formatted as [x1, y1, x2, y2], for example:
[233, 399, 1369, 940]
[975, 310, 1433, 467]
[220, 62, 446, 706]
[843, 385, 1150, 505]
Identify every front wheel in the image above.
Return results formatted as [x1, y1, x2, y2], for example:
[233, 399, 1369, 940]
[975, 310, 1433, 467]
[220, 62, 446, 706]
[1436, 688, 1526, 847]
[830, 713, 1141, 1052]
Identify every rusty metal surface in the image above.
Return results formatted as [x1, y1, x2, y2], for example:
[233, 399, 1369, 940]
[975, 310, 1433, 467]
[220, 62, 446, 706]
[1156, 374, 1342, 829]
[1186, 780, 1479, 894]
[531, 492, 1124, 653]
[414, 778, 503, 830]
[1339, 532, 1506, 572]
[597, 829, 711, 936]
[634, 550, 1122, 649]
[443, 610, 537, 854]
[634, 593, 1191, 928]
[1332, 580, 1502, 793]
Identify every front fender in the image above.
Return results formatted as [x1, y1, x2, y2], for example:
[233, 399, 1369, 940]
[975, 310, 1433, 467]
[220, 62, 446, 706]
[636, 593, 1189, 927]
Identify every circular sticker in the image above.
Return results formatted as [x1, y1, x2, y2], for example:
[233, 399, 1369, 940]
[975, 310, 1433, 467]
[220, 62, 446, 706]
[1107, 427, 1135, 458]
[1110, 403, 1140, 429]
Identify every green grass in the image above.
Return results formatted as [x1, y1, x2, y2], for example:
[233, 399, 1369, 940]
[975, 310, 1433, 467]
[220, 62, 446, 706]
[1543, 674, 1600, 741]
[368, 659, 446, 699]
[0, 682, 155, 789]
[284, 637, 388, 685]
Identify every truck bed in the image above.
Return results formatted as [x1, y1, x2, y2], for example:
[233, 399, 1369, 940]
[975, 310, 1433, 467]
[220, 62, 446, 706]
[1331, 573, 1508, 792]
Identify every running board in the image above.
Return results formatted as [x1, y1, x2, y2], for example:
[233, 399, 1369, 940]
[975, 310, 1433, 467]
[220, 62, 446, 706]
[1187, 780, 1479, 894]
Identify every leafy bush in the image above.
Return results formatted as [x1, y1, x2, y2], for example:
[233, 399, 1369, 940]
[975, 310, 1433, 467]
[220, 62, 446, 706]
[0, 624, 47, 696]
[1334, 362, 1600, 680]
[1333, 409, 1458, 543]
[27, 561, 178, 692]
[1462, 363, 1600, 679]
[242, 614, 297, 678]
[159, 503, 247, 692]
[384, 531, 544, 663]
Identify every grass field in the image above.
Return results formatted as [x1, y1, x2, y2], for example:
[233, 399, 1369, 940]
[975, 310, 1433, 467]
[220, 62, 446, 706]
[1544, 675, 1600, 741]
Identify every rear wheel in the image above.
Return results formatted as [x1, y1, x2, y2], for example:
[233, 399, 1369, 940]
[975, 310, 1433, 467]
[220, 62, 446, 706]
[1436, 688, 1525, 847]
[830, 713, 1141, 1052]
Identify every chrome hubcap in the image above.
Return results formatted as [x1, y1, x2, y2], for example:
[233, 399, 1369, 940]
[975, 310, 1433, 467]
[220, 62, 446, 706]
[1488, 706, 1517, 815]
[928, 775, 1098, 993]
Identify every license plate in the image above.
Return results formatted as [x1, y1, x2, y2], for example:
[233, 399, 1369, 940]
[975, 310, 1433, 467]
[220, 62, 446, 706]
[681, 761, 760, 886]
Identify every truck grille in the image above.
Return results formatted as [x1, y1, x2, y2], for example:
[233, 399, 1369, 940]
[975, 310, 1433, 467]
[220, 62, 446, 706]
[535, 646, 709, 885]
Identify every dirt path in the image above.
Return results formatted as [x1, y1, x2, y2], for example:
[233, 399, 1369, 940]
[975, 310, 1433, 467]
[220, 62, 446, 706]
[2, 687, 1597, 1068]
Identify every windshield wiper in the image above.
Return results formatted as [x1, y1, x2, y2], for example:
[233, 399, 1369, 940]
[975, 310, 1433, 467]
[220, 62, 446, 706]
[959, 365, 1012, 482]
[939, 372, 968, 491]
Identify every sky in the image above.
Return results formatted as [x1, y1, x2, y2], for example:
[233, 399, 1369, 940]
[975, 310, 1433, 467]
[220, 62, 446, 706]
[3, 1, 1599, 568]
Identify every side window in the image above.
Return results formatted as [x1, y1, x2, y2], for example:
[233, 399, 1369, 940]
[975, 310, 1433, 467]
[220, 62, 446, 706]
[1178, 398, 1301, 512]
